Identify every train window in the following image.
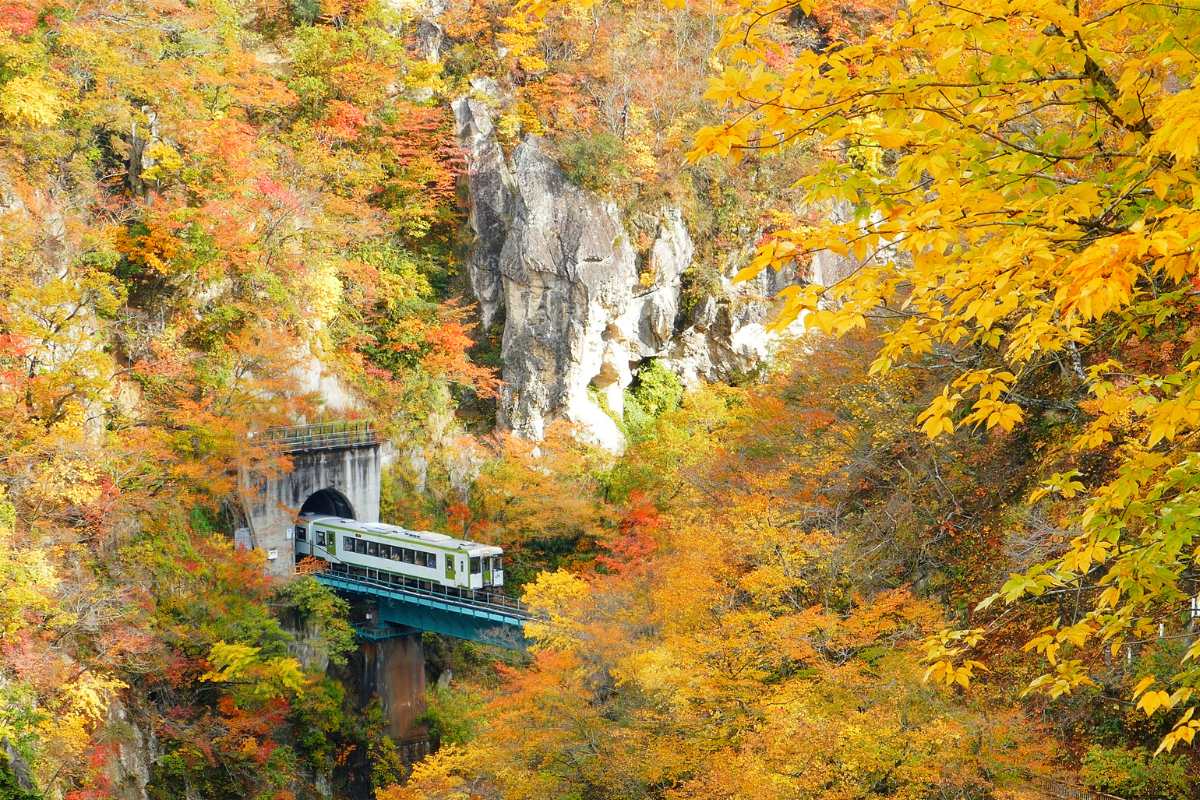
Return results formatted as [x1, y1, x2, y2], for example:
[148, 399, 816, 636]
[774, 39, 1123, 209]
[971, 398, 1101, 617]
[315, 531, 325, 547]
[425, 552, 435, 568]
[391, 547, 402, 561]
[295, 527, 306, 542]
[380, 544, 390, 559]
[402, 548, 414, 564]
[470, 556, 481, 574]
[357, 539, 367, 554]
[367, 541, 378, 557]
[495, 556, 503, 571]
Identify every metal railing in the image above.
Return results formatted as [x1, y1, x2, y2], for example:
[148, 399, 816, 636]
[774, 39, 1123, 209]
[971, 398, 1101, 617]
[259, 421, 378, 453]
[313, 562, 534, 621]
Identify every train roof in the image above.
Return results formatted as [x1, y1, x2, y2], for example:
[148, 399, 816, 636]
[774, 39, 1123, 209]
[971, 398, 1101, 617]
[300, 514, 502, 553]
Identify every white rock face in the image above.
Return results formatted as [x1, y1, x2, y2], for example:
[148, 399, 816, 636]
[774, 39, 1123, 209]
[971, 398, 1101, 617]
[452, 95, 855, 450]
[293, 338, 360, 414]
[493, 137, 640, 450]
[453, 89, 512, 332]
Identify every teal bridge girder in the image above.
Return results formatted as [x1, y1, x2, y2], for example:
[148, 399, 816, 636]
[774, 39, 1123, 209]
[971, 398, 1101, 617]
[313, 571, 531, 650]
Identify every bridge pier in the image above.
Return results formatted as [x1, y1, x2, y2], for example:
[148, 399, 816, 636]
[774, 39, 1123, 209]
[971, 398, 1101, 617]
[351, 633, 431, 756]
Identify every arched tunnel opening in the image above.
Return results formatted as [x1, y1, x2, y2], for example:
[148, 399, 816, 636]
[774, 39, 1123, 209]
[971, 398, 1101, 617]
[300, 487, 356, 519]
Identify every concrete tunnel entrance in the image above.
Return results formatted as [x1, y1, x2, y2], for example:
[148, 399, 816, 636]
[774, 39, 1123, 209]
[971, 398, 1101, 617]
[300, 487, 356, 519]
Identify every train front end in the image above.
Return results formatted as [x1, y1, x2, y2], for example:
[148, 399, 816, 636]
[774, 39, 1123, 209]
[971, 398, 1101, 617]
[467, 545, 504, 590]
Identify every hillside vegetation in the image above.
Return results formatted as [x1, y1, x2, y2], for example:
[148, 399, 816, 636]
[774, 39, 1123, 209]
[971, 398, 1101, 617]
[1, 0, 483, 796]
[4, 1, 1200, 799]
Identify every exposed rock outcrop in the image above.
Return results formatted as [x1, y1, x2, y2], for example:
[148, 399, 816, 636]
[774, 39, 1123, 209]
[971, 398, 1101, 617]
[452, 93, 845, 450]
[454, 86, 512, 332]
[2, 738, 36, 796]
[101, 700, 157, 800]
[491, 136, 639, 448]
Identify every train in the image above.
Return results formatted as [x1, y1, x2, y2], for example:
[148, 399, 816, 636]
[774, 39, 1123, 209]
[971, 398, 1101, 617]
[294, 514, 504, 592]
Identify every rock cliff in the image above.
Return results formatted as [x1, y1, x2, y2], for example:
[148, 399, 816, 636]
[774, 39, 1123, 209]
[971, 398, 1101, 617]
[452, 93, 834, 450]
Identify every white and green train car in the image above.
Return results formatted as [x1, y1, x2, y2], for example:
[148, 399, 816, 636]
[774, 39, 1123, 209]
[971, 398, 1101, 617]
[295, 514, 504, 592]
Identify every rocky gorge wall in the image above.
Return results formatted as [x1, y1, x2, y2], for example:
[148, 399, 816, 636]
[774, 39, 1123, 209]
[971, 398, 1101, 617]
[452, 87, 856, 451]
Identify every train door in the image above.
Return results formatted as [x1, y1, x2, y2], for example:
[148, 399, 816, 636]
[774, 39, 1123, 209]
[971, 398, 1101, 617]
[294, 524, 307, 554]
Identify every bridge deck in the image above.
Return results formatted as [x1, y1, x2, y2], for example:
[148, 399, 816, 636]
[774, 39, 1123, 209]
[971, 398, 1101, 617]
[312, 568, 533, 649]
[315, 571, 531, 624]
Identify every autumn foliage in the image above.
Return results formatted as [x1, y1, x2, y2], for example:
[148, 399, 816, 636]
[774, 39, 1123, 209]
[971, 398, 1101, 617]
[0, 0, 483, 795]
[8, 0, 1200, 797]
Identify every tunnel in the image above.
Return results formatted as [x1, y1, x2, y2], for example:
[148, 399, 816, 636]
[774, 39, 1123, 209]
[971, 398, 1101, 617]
[300, 487, 356, 519]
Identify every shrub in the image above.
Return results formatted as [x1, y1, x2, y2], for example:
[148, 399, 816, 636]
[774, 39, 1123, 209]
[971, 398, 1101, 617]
[1080, 745, 1194, 800]
[558, 132, 628, 193]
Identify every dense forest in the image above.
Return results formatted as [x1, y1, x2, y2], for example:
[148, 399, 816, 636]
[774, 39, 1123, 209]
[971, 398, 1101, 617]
[3, 0, 1200, 799]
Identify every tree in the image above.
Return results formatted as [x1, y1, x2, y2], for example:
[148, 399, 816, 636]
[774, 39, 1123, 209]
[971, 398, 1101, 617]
[686, 0, 1200, 753]
[381, 343, 1053, 800]
[0, 0, 485, 793]
[467, 426, 616, 587]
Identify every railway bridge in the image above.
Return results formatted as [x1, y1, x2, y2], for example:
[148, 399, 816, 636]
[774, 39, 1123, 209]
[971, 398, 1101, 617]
[238, 420, 531, 744]
[311, 567, 530, 650]
[239, 420, 530, 648]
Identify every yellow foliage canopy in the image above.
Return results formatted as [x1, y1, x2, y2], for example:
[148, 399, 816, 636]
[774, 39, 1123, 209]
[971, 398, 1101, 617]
[690, 0, 1200, 754]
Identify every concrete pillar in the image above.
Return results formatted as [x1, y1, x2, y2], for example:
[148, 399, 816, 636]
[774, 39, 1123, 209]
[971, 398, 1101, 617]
[353, 634, 430, 758]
